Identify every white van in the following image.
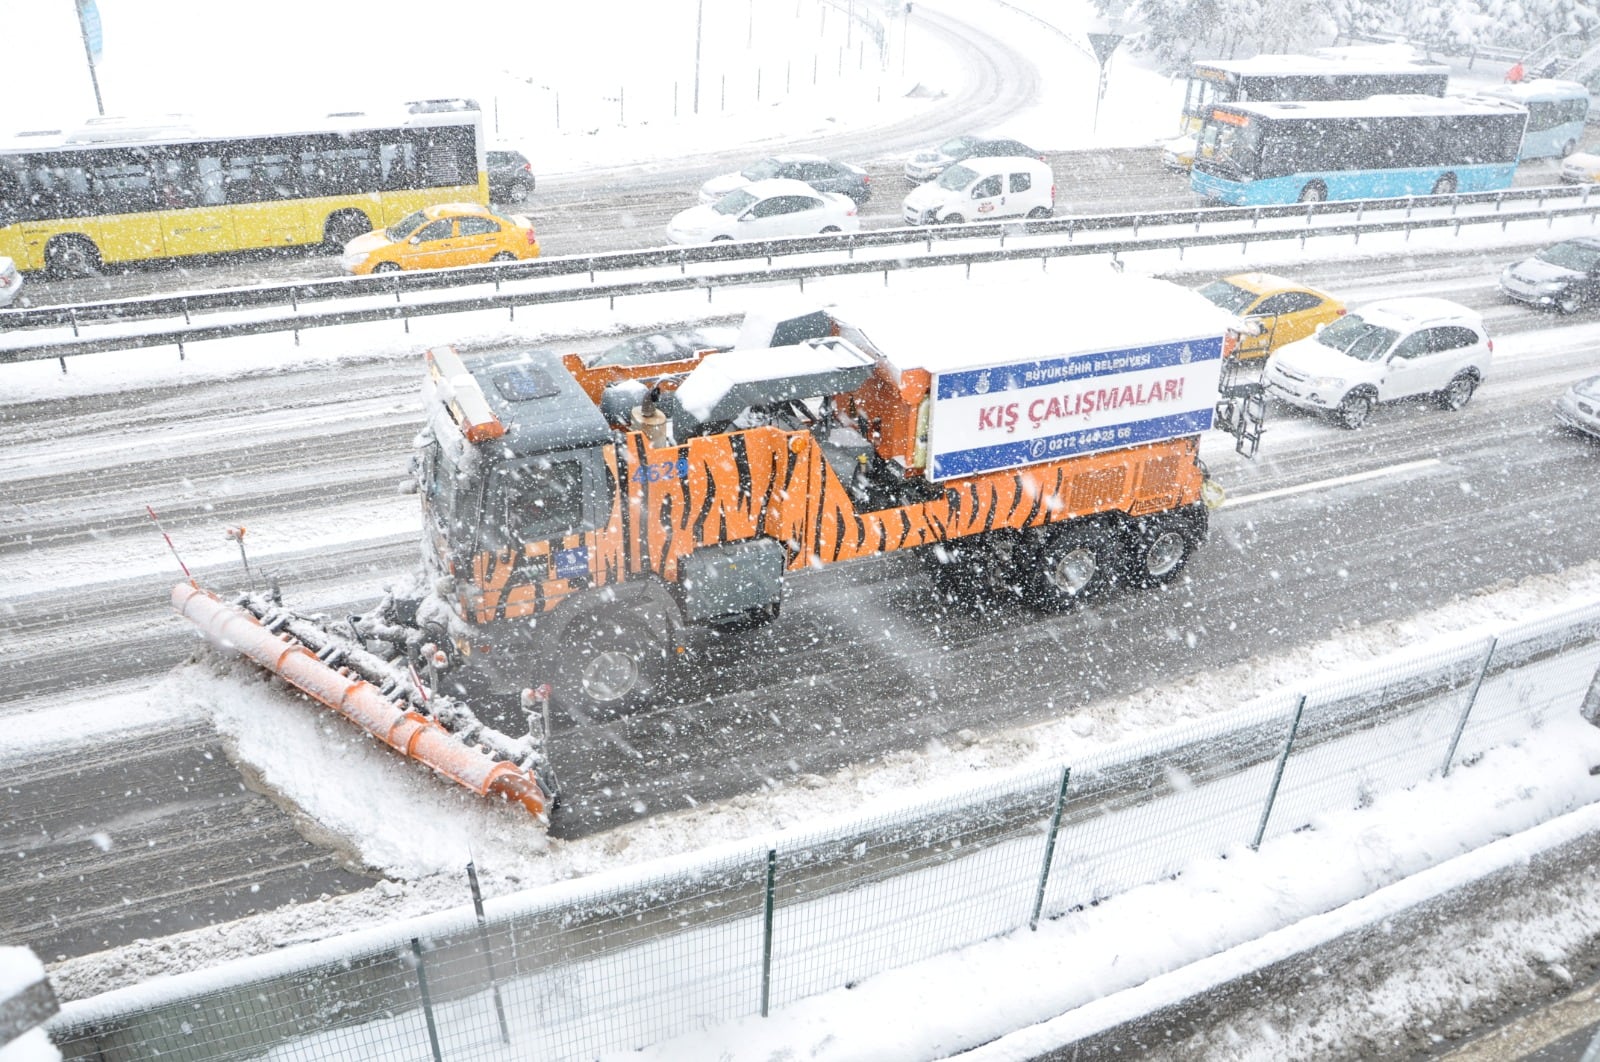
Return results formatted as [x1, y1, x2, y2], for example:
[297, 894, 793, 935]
[902, 156, 1054, 225]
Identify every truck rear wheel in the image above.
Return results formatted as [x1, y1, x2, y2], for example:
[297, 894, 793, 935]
[556, 615, 666, 719]
[1124, 512, 1202, 589]
[1027, 523, 1121, 612]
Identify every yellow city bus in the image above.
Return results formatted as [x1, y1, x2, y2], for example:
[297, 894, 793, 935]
[0, 105, 487, 277]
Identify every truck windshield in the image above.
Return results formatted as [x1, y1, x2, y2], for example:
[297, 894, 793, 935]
[493, 457, 587, 545]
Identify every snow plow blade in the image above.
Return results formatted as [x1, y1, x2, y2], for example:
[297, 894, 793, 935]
[172, 583, 549, 822]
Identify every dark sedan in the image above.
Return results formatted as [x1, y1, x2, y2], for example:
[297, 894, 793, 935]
[903, 135, 1044, 181]
[487, 149, 536, 204]
[698, 154, 871, 205]
[1499, 236, 1600, 314]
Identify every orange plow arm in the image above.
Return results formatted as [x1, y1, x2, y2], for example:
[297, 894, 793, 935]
[172, 583, 548, 822]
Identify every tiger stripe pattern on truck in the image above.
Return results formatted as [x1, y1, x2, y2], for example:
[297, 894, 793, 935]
[469, 424, 1202, 624]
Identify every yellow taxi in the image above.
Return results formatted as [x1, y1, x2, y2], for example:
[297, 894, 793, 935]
[339, 203, 540, 275]
[1195, 272, 1346, 358]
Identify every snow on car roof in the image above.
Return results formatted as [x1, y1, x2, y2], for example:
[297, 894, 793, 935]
[1356, 296, 1482, 326]
[829, 268, 1238, 377]
[739, 177, 828, 198]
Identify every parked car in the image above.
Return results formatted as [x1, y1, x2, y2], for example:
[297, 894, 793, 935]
[903, 135, 1044, 182]
[583, 325, 738, 368]
[339, 203, 539, 275]
[0, 256, 22, 308]
[1195, 272, 1347, 358]
[1499, 236, 1600, 314]
[666, 178, 859, 244]
[1264, 297, 1491, 429]
[1160, 133, 1198, 171]
[901, 157, 1053, 225]
[1561, 151, 1600, 183]
[1555, 372, 1600, 439]
[698, 154, 870, 205]
[487, 149, 536, 204]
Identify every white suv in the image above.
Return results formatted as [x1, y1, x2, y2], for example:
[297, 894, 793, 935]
[1263, 297, 1492, 429]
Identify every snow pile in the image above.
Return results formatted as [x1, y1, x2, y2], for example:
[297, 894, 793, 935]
[0, 948, 60, 1062]
[45, 560, 1600, 1010]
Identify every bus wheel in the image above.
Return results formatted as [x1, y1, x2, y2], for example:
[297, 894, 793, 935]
[1027, 207, 1052, 219]
[45, 236, 102, 279]
[1431, 174, 1457, 196]
[1297, 182, 1326, 204]
[942, 213, 965, 225]
[322, 211, 371, 252]
[491, 251, 517, 262]
[1027, 522, 1121, 612]
[373, 262, 401, 274]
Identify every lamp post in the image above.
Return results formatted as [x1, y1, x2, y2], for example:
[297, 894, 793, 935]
[693, 0, 704, 114]
[74, 0, 105, 116]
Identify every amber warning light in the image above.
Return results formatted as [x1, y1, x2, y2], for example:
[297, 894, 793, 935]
[426, 345, 507, 444]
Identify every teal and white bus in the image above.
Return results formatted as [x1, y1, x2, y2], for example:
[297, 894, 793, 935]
[1177, 50, 1450, 136]
[1190, 94, 1528, 206]
[1475, 79, 1589, 159]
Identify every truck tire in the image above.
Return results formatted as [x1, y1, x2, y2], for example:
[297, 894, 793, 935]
[924, 542, 981, 606]
[1124, 512, 1202, 589]
[1027, 522, 1121, 612]
[555, 614, 667, 719]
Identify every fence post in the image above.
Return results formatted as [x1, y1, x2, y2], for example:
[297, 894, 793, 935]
[760, 848, 778, 1017]
[1029, 766, 1071, 930]
[467, 862, 511, 1045]
[410, 938, 445, 1062]
[1441, 638, 1498, 778]
[1252, 695, 1307, 850]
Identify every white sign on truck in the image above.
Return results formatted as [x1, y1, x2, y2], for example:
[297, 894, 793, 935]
[926, 335, 1224, 480]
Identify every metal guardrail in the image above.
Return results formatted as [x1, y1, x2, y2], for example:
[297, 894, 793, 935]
[44, 601, 1600, 1060]
[3, 183, 1597, 366]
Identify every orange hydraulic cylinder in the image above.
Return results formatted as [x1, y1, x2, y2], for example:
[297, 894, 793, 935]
[171, 584, 548, 821]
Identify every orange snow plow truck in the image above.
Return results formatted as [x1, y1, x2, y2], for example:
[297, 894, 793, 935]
[174, 273, 1249, 818]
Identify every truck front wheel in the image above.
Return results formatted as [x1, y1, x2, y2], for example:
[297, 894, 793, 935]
[1028, 523, 1121, 612]
[556, 615, 667, 719]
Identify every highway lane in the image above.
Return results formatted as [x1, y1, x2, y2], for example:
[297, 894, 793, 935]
[4, 241, 1600, 963]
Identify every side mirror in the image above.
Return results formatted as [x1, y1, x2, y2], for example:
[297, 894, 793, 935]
[408, 235, 422, 245]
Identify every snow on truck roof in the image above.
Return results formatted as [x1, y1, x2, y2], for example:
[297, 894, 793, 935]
[826, 272, 1238, 378]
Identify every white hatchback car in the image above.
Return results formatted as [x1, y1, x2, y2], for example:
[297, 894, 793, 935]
[1561, 151, 1600, 183]
[901, 157, 1054, 225]
[1264, 297, 1492, 429]
[0, 256, 23, 308]
[666, 178, 859, 245]
[1555, 373, 1600, 438]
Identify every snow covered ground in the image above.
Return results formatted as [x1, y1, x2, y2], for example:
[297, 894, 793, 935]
[11, 0, 1600, 1058]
